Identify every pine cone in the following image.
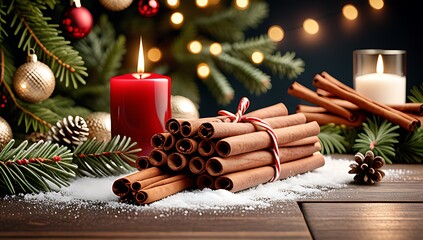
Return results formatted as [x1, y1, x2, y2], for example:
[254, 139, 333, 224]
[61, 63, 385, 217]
[349, 150, 385, 184]
[48, 115, 89, 149]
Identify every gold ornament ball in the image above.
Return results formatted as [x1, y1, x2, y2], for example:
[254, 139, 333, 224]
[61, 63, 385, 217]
[171, 95, 199, 119]
[13, 53, 55, 103]
[99, 0, 134, 11]
[0, 116, 13, 150]
[85, 112, 112, 142]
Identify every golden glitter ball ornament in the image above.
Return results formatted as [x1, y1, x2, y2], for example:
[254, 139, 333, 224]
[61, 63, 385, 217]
[0, 116, 13, 150]
[85, 112, 112, 142]
[99, 0, 134, 11]
[13, 49, 55, 103]
[171, 95, 199, 119]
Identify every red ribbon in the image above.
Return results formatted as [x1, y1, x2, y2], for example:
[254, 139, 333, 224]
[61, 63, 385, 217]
[218, 97, 281, 182]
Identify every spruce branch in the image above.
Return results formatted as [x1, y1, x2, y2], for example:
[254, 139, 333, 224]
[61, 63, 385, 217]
[263, 51, 305, 79]
[217, 52, 271, 95]
[11, 0, 88, 88]
[408, 83, 423, 103]
[318, 124, 347, 155]
[72, 135, 141, 177]
[0, 139, 76, 194]
[395, 127, 423, 163]
[203, 61, 234, 105]
[72, 14, 126, 111]
[0, 3, 7, 42]
[353, 115, 400, 164]
[228, 35, 276, 59]
[195, 1, 268, 42]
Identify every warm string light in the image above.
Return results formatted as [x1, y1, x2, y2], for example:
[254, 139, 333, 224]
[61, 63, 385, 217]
[267, 25, 284, 42]
[234, 0, 249, 10]
[197, 63, 210, 78]
[209, 42, 222, 55]
[369, 0, 384, 10]
[196, 0, 209, 8]
[170, 12, 184, 27]
[265, 1, 384, 37]
[303, 18, 319, 35]
[147, 47, 162, 62]
[251, 51, 264, 64]
[164, 1, 387, 80]
[166, 0, 179, 8]
[342, 4, 358, 20]
[188, 40, 202, 54]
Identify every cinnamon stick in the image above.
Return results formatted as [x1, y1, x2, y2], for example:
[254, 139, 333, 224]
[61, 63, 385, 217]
[215, 121, 320, 157]
[165, 118, 184, 135]
[280, 136, 320, 147]
[206, 143, 321, 176]
[198, 113, 306, 140]
[196, 173, 215, 190]
[316, 88, 335, 97]
[189, 156, 207, 174]
[317, 72, 419, 131]
[198, 139, 217, 157]
[388, 103, 423, 116]
[134, 175, 195, 204]
[302, 112, 366, 127]
[175, 137, 198, 154]
[111, 167, 163, 197]
[180, 117, 227, 137]
[135, 156, 150, 171]
[148, 149, 169, 167]
[296, 105, 327, 113]
[167, 152, 189, 171]
[288, 81, 358, 121]
[131, 173, 173, 191]
[214, 153, 325, 193]
[180, 102, 289, 137]
[151, 132, 177, 150]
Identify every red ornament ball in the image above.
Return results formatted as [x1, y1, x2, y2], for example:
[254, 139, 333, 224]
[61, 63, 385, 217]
[61, 6, 93, 39]
[138, 0, 160, 17]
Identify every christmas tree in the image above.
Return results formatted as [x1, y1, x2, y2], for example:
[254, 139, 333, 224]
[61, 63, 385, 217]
[0, 0, 305, 194]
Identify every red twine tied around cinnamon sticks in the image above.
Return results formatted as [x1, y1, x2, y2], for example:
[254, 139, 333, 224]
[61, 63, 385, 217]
[218, 97, 281, 182]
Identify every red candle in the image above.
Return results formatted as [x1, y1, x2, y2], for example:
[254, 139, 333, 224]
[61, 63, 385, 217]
[110, 37, 171, 155]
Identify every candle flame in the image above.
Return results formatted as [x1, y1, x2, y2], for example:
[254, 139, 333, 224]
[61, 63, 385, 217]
[376, 54, 384, 74]
[137, 36, 145, 74]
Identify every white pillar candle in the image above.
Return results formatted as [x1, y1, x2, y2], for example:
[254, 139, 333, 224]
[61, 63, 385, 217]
[354, 54, 406, 105]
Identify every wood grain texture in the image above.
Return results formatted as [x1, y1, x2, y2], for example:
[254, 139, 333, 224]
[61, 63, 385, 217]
[301, 202, 423, 240]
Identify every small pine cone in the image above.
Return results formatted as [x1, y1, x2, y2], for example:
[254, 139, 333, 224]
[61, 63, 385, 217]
[48, 115, 89, 149]
[349, 150, 385, 184]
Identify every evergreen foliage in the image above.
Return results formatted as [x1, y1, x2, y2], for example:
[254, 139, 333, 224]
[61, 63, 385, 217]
[0, 139, 76, 194]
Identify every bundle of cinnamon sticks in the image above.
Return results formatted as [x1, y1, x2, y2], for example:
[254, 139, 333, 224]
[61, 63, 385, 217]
[112, 101, 325, 205]
[288, 71, 422, 130]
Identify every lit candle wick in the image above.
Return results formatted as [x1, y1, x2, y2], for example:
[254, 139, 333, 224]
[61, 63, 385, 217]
[376, 54, 384, 74]
[135, 36, 151, 79]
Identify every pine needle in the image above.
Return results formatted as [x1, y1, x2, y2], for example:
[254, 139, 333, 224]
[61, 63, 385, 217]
[318, 124, 347, 155]
[72, 135, 141, 177]
[0, 139, 76, 194]
[353, 115, 400, 164]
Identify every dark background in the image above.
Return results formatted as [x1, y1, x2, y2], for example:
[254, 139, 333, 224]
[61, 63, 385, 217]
[197, 0, 422, 115]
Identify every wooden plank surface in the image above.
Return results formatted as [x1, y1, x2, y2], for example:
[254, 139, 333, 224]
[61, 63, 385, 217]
[0, 163, 422, 239]
[301, 202, 423, 240]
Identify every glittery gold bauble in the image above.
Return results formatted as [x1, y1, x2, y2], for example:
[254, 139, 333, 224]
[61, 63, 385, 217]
[13, 50, 55, 103]
[0, 116, 13, 150]
[85, 112, 112, 142]
[171, 95, 199, 119]
[99, 0, 134, 11]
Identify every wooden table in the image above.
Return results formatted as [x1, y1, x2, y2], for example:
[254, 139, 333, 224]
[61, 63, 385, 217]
[1, 160, 422, 239]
